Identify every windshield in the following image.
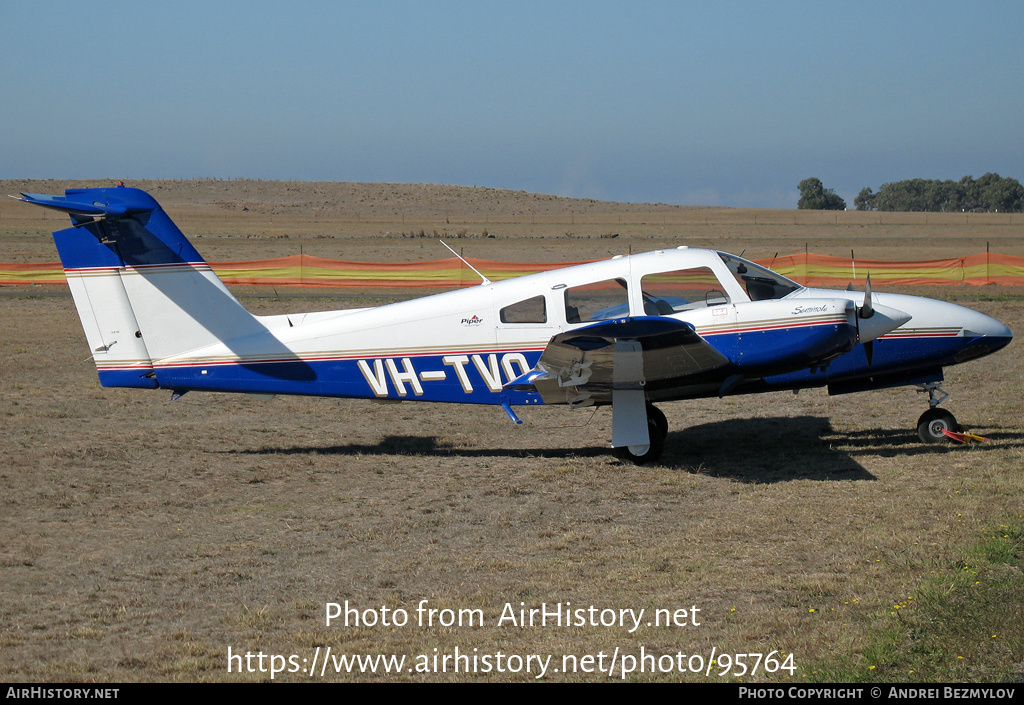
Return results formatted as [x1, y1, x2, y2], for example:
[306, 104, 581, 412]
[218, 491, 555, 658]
[718, 252, 801, 301]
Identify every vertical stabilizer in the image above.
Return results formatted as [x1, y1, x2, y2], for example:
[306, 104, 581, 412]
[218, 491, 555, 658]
[19, 186, 267, 387]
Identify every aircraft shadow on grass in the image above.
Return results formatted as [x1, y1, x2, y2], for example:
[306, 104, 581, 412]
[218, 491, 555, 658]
[224, 415, 1019, 484]
[829, 426, 1024, 456]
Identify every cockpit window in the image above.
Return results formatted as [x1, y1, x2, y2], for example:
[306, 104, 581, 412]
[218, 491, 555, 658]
[718, 253, 801, 301]
[640, 267, 730, 313]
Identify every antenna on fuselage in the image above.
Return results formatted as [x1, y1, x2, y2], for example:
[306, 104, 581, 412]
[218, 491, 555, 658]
[439, 240, 491, 285]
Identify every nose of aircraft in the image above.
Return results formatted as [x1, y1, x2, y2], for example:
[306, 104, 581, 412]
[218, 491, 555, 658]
[948, 301, 1013, 360]
[961, 307, 1013, 338]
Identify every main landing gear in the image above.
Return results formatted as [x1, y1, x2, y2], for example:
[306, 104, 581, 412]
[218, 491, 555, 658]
[613, 383, 965, 463]
[616, 404, 668, 465]
[916, 382, 960, 443]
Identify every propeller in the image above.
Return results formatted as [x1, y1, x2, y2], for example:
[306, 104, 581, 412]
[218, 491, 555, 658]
[858, 275, 874, 365]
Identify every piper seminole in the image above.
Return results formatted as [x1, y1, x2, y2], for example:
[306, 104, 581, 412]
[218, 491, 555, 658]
[17, 186, 1012, 463]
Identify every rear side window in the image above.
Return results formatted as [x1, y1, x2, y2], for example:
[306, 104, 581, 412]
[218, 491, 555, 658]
[500, 295, 547, 324]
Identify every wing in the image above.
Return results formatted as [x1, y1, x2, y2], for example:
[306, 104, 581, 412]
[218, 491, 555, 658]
[505, 316, 729, 408]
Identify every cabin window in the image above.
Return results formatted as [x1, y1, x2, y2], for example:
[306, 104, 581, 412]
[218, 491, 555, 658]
[640, 267, 730, 312]
[564, 278, 629, 323]
[500, 295, 547, 324]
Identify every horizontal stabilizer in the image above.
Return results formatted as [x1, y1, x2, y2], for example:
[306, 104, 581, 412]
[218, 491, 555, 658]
[16, 191, 150, 218]
[19, 186, 208, 269]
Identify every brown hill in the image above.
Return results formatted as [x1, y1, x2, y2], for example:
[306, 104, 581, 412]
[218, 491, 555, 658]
[1, 179, 705, 219]
[3, 179, 1022, 264]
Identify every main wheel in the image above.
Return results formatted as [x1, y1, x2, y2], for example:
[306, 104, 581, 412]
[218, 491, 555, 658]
[917, 408, 959, 444]
[615, 412, 667, 465]
[646, 404, 668, 439]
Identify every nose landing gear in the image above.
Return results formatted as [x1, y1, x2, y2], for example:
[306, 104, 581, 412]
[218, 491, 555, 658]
[916, 382, 960, 443]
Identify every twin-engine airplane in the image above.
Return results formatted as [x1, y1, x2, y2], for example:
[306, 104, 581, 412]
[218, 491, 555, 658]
[17, 186, 1013, 463]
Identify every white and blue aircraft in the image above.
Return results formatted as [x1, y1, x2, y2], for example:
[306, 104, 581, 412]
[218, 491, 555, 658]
[17, 186, 1013, 463]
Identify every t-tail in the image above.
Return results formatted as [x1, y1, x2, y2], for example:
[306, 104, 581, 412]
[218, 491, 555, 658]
[17, 186, 264, 389]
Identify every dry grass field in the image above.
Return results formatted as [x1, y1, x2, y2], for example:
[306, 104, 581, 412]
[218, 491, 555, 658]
[1, 181, 1022, 682]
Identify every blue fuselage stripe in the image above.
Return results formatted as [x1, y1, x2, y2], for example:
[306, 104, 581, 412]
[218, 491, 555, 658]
[152, 351, 546, 404]
[90, 327, 1008, 405]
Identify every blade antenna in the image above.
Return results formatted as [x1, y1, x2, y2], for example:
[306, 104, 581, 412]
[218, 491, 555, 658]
[440, 240, 491, 285]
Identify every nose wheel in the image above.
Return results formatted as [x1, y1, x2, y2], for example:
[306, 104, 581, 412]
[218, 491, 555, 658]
[917, 407, 960, 444]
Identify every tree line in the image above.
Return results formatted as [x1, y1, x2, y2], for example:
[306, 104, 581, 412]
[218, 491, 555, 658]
[798, 173, 1023, 212]
[854, 174, 1023, 212]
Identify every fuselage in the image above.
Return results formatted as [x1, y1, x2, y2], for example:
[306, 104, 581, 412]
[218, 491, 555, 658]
[145, 247, 1011, 405]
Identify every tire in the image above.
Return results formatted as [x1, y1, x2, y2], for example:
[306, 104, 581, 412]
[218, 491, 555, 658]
[615, 413, 667, 465]
[917, 408, 959, 444]
[647, 404, 668, 439]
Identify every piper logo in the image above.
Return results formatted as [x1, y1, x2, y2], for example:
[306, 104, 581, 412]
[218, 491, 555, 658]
[461, 315, 484, 326]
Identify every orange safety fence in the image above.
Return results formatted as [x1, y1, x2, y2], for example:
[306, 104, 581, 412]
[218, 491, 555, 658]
[207, 255, 594, 288]
[765, 252, 1024, 287]
[2, 252, 1024, 288]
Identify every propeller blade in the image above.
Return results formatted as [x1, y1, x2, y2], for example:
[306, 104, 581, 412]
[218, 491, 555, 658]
[860, 274, 874, 319]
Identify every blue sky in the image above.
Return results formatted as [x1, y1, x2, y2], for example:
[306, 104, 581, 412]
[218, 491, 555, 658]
[3, 1, 1022, 207]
